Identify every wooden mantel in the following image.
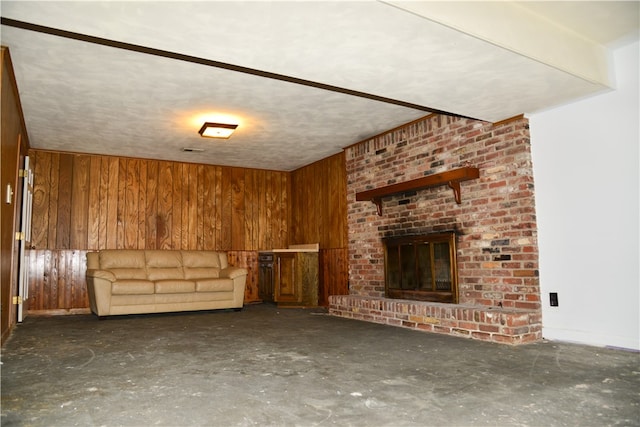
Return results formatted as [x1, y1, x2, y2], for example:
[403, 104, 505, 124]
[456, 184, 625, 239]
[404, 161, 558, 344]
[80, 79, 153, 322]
[356, 166, 480, 215]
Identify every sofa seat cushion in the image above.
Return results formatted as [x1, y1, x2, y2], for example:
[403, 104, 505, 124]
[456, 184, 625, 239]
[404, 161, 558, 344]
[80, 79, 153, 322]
[195, 278, 234, 292]
[112, 280, 155, 295]
[155, 292, 233, 304]
[155, 280, 196, 294]
[111, 294, 155, 305]
[147, 268, 185, 281]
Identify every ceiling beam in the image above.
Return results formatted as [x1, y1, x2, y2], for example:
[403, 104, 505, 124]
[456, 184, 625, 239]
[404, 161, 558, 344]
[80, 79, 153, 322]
[1, 16, 471, 119]
[384, 1, 611, 87]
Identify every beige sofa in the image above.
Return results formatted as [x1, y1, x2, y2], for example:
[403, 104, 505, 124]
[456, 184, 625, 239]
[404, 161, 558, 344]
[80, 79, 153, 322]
[86, 249, 247, 317]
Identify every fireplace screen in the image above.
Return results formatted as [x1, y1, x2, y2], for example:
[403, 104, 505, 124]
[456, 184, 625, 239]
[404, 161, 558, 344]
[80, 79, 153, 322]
[384, 232, 458, 303]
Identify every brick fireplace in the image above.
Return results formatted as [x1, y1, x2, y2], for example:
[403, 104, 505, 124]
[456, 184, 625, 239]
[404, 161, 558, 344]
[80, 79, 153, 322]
[329, 114, 542, 344]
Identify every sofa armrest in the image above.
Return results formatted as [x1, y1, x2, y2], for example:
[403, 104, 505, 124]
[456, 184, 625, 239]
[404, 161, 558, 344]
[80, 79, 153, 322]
[219, 267, 248, 307]
[219, 267, 248, 280]
[86, 269, 116, 281]
[86, 270, 115, 316]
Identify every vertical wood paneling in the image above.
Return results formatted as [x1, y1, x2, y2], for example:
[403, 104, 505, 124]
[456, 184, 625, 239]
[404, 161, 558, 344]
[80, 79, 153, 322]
[186, 163, 197, 249]
[175, 163, 189, 249]
[116, 158, 126, 248]
[27, 150, 299, 312]
[27, 250, 88, 311]
[60, 249, 71, 308]
[97, 158, 110, 249]
[231, 168, 245, 251]
[146, 160, 158, 249]
[262, 170, 272, 249]
[31, 150, 51, 248]
[280, 173, 290, 248]
[202, 166, 214, 250]
[28, 250, 44, 310]
[56, 153, 72, 249]
[47, 153, 60, 248]
[244, 169, 256, 250]
[329, 154, 347, 248]
[2, 47, 31, 342]
[87, 156, 102, 250]
[45, 249, 57, 309]
[213, 166, 222, 250]
[157, 161, 173, 249]
[27, 149, 350, 311]
[105, 157, 119, 249]
[228, 250, 259, 303]
[196, 164, 205, 250]
[291, 152, 347, 249]
[318, 248, 349, 306]
[220, 167, 233, 250]
[171, 163, 184, 249]
[275, 173, 285, 248]
[124, 158, 137, 249]
[290, 153, 348, 305]
[70, 155, 90, 249]
[137, 160, 147, 249]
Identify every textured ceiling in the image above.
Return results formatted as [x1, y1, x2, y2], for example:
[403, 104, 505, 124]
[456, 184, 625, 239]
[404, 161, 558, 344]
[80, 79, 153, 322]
[1, 1, 638, 171]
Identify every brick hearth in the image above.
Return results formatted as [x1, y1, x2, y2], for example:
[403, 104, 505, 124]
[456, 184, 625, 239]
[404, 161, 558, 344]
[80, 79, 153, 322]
[329, 295, 542, 344]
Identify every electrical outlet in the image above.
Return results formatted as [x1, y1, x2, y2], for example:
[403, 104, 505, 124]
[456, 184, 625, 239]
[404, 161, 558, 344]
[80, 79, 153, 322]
[549, 292, 559, 307]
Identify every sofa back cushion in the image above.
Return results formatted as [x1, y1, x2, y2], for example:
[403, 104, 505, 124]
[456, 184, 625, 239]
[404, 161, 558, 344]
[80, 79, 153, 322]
[145, 250, 184, 281]
[181, 251, 221, 268]
[99, 250, 148, 280]
[100, 250, 146, 269]
[182, 251, 223, 279]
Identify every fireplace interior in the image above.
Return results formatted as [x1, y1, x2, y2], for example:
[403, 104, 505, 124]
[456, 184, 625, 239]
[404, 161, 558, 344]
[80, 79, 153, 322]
[384, 232, 458, 304]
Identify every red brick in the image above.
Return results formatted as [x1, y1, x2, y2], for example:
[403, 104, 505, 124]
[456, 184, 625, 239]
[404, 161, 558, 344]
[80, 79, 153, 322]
[458, 321, 479, 331]
[479, 324, 500, 333]
[340, 115, 540, 345]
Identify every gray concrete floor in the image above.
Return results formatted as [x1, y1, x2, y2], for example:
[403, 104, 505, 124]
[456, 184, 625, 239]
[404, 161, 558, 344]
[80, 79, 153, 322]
[1, 303, 638, 427]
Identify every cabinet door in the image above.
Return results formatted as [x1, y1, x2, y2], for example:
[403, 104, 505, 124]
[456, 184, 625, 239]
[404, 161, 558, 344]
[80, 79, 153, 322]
[274, 253, 300, 303]
[258, 264, 274, 302]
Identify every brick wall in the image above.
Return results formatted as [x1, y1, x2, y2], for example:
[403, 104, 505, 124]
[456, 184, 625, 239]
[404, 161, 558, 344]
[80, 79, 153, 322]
[329, 114, 542, 344]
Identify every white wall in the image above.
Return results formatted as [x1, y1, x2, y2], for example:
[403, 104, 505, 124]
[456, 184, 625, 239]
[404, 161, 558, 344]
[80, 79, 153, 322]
[529, 40, 639, 350]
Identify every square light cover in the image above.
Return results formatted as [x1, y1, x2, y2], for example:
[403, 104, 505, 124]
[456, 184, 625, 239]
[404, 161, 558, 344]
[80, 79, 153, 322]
[198, 122, 238, 139]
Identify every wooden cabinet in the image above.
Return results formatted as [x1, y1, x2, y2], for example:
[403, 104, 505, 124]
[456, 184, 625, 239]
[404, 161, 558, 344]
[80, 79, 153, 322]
[274, 252, 319, 307]
[258, 252, 275, 303]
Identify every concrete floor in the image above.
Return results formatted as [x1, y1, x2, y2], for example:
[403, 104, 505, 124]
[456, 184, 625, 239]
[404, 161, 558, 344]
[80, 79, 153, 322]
[1, 303, 638, 427]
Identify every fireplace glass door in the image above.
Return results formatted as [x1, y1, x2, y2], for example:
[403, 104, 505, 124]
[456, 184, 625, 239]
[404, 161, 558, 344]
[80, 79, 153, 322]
[384, 232, 458, 303]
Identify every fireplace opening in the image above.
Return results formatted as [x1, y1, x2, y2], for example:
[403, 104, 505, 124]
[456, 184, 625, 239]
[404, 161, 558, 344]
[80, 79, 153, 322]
[384, 232, 459, 303]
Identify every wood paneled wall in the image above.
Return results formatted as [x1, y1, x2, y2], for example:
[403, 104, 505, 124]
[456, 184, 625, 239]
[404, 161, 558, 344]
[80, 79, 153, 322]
[28, 250, 88, 313]
[26, 150, 291, 312]
[290, 153, 349, 303]
[290, 153, 347, 249]
[1, 47, 30, 342]
[318, 248, 349, 306]
[26, 149, 350, 312]
[30, 150, 290, 251]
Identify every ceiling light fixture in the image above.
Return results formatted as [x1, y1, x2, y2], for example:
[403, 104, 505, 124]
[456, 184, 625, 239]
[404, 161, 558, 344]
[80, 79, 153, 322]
[198, 122, 238, 139]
